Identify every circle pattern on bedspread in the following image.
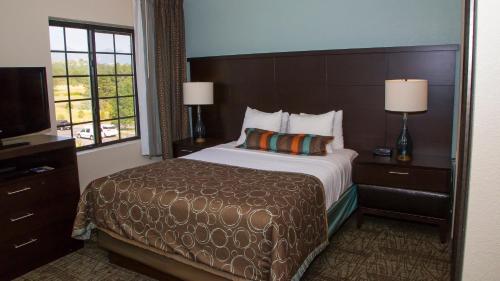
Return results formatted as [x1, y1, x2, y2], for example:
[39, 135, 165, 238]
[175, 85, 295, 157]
[74, 158, 327, 281]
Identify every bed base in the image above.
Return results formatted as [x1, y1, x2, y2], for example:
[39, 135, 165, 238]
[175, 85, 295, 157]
[109, 252, 182, 281]
[99, 231, 230, 281]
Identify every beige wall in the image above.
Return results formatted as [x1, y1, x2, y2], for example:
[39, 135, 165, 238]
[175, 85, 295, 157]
[0, 0, 157, 190]
[76, 139, 155, 189]
[462, 0, 500, 280]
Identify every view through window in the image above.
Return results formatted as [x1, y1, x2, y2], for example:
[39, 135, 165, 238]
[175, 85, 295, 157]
[49, 20, 139, 149]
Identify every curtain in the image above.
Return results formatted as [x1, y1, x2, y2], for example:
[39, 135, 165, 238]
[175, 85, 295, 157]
[154, 0, 189, 159]
[134, 0, 163, 157]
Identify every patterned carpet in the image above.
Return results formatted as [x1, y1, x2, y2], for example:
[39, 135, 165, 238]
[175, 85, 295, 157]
[15, 216, 450, 281]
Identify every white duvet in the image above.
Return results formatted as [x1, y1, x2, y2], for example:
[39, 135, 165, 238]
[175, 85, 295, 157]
[183, 142, 358, 210]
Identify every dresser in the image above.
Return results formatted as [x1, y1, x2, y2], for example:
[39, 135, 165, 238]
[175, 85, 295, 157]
[173, 137, 225, 158]
[353, 151, 452, 242]
[0, 135, 83, 280]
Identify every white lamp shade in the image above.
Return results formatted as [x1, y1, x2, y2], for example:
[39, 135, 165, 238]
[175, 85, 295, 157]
[183, 82, 214, 105]
[385, 79, 428, 112]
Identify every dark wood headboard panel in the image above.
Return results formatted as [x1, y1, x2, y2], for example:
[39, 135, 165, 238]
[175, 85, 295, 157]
[188, 45, 458, 157]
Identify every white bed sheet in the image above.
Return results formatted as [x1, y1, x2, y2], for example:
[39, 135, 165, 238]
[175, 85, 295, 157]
[182, 142, 358, 210]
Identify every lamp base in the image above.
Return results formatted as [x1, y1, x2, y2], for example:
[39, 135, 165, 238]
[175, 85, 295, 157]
[396, 112, 413, 162]
[195, 137, 206, 143]
[397, 154, 412, 162]
[193, 105, 206, 142]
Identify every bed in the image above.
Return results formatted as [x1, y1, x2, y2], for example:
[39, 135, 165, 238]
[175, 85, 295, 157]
[73, 143, 358, 281]
[73, 45, 457, 281]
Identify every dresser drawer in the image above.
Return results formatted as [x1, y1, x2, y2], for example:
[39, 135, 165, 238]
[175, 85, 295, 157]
[0, 195, 79, 242]
[354, 164, 450, 193]
[0, 220, 82, 281]
[0, 167, 78, 215]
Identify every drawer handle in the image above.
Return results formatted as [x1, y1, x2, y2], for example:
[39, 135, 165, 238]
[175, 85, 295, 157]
[14, 238, 38, 249]
[10, 212, 35, 222]
[388, 171, 409, 175]
[7, 187, 31, 195]
[180, 149, 194, 153]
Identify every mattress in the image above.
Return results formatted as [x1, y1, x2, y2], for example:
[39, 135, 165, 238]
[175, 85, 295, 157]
[183, 142, 358, 209]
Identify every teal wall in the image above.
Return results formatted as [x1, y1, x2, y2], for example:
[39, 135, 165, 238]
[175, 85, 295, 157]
[184, 0, 461, 58]
[184, 0, 462, 155]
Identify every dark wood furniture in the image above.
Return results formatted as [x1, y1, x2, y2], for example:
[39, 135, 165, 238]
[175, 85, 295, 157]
[353, 151, 452, 242]
[173, 137, 225, 157]
[0, 135, 83, 281]
[189, 44, 458, 158]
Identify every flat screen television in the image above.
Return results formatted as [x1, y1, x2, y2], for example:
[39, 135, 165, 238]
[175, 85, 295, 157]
[0, 67, 50, 141]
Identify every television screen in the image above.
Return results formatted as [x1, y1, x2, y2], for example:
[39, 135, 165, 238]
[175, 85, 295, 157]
[0, 67, 50, 139]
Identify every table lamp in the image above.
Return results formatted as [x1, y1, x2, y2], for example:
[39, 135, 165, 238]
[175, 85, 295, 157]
[183, 82, 214, 143]
[385, 79, 428, 161]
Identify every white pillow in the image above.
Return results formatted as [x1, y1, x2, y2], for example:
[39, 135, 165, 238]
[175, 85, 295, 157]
[288, 111, 335, 152]
[332, 110, 344, 149]
[280, 112, 289, 133]
[300, 110, 344, 150]
[236, 107, 283, 145]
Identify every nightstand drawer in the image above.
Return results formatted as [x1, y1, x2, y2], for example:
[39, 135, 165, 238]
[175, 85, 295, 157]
[173, 138, 225, 158]
[354, 164, 410, 187]
[354, 164, 450, 193]
[174, 146, 203, 157]
[411, 168, 450, 193]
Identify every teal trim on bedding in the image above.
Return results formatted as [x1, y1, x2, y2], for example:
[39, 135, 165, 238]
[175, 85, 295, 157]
[72, 221, 96, 240]
[291, 240, 328, 281]
[326, 184, 358, 237]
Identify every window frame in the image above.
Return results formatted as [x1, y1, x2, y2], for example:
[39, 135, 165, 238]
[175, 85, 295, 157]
[49, 19, 140, 151]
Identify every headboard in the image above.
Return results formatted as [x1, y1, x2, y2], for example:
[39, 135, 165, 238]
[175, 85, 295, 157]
[188, 45, 458, 157]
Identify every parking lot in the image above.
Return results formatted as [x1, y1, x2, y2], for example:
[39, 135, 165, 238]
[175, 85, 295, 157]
[57, 123, 135, 147]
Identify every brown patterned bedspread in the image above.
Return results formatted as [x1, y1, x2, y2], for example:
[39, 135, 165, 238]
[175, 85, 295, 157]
[73, 159, 328, 281]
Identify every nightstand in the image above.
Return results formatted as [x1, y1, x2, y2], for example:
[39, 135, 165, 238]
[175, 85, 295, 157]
[353, 151, 452, 243]
[173, 137, 225, 158]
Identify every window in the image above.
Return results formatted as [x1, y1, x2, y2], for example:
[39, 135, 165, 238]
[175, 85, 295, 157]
[49, 20, 139, 149]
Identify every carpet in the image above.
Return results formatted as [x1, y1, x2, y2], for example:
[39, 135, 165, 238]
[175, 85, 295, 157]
[14, 216, 450, 281]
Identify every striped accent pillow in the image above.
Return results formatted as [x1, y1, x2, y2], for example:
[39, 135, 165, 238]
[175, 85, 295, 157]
[237, 128, 334, 156]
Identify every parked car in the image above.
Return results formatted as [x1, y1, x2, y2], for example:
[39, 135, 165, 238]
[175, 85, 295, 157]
[77, 126, 94, 139]
[56, 120, 70, 130]
[101, 124, 118, 137]
[77, 124, 118, 140]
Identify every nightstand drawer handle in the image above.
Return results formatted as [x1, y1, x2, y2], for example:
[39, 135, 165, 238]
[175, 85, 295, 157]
[10, 212, 35, 222]
[180, 149, 194, 153]
[388, 171, 409, 175]
[14, 238, 38, 249]
[7, 187, 31, 195]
